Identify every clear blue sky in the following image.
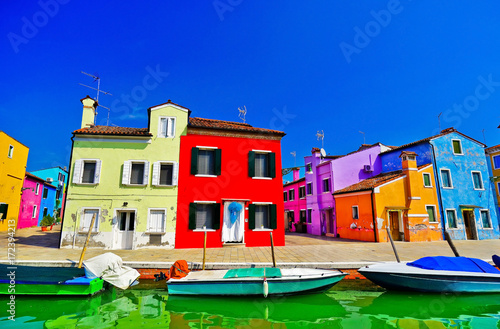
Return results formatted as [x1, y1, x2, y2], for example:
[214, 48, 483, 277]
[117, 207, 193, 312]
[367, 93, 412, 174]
[2, 1, 499, 177]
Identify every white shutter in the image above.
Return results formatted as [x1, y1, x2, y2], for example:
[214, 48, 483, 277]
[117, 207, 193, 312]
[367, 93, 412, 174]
[168, 118, 176, 137]
[160, 118, 167, 137]
[122, 161, 131, 185]
[152, 162, 160, 186]
[143, 161, 150, 185]
[94, 159, 102, 184]
[173, 162, 179, 186]
[73, 160, 83, 184]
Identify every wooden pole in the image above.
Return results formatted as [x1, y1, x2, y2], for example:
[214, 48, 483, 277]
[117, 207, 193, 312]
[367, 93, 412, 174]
[386, 227, 400, 263]
[270, 232, 276, 268]
[78, 213, 96, 268]
[444, 231, 460, 257]
[202, 231, 207, 270]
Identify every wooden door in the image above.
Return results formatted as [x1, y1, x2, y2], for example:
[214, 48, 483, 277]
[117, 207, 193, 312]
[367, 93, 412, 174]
[463, 210, 477, 240]
[389, 211, 400, 241]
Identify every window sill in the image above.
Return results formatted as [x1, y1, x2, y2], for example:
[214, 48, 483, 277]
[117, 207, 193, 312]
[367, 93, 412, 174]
[423, 185, 433, 188]
[473, 188, 485, 191]
[78, 231, 99, 235]
[195, 174, 218, 178]
[153, 185, 177, 188]
[252, 228, 273, 231]
[442, 187, 454, 189]
[76, 183, 98, 186]
[123, 184, 148, 186]
[193, 229, 216, 232]
[145, 231, 166, 235]
[482, 227, 493, 230]
[447, 227, 459, 230]
[453, 153, 464, 156]
[252, 177, 273, 180]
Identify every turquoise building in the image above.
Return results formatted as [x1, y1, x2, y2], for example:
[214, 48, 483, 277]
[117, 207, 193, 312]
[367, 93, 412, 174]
[31, 166, 68, 216]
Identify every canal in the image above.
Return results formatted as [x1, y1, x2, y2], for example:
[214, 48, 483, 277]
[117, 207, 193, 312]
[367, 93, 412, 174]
[2, 280, 500, 328]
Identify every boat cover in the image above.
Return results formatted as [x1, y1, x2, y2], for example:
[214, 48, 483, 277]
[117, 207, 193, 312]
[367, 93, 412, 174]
[83, 252, 140, 289]
[407, 256, 500, 274]
[223, 267, 282, 279]
[0, 264, 85, 284]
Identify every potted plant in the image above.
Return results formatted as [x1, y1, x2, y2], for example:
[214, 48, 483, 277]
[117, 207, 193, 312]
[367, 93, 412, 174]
[40, 215, 55, 231]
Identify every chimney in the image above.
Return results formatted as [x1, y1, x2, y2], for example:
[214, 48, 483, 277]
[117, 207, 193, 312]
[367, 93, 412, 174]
[292, 168, 300, 181]
[400, 151, 419, 199]
[80, 95, 98, 128]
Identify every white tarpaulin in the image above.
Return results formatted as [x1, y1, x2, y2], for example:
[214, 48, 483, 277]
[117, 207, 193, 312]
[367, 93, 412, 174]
[83, 252, 140, 290]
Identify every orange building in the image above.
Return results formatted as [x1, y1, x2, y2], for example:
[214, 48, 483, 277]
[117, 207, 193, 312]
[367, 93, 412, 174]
[334, 151, 442, 242]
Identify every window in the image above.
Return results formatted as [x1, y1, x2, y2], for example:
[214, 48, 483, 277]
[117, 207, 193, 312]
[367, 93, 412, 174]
[452, 139, 463, 155]
[446, 209, 457, 229]
[191, 147, 221, 176]
[8, 145, 13, 158]
[288, 189, 295, 201]
[56, 190, 61, 200]
[306, 182, 312, 195]
[249, 204, 277, 230]
[43, 188, 48, 199]
[426, 205, 437, 223]
[32, 205, 37, 219]
[80, 208, 99, 232]
[494, 155, 500, 170]
[300, 210, 307, 223]
[323, 178, 330, 193]
[43, 207, 48, 217]
[0, 203, 8, 220]
[189, 203, 220, 230]
[283, 192, 287, 202]
[35, 183, 40, 195]
[306, 163, 312, 173]
[352, 206, 359, 219]
[471, 171, 484, 190]
[440, 169, 453, 188]
[122, 160, 149, 186]
[118, 211, 135, 231]
[299, 186, 306, 199]
[307, 209, 312, 223]
[423, 173, 432, 187]
[61, 174, 65, 182]
[480, 210, 492, 229]
[148, 209, 166, 233]
[249, 151, 276, 179]
[287, 211, 294, 222]
[159, 117, 176, 138]
[152, 161, 178, 186]
[58, 173, 62, 181]
[73, 159, 101, 185]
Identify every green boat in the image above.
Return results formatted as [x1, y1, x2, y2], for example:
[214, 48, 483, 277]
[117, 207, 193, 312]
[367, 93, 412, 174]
[0, 264, 104, 296]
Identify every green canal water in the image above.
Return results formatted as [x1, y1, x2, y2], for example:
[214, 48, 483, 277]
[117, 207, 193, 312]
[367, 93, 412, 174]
[2, 280, 500, 328]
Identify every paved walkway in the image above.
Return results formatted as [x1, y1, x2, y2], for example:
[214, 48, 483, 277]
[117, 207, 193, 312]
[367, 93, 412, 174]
[2, 225, 500, 269]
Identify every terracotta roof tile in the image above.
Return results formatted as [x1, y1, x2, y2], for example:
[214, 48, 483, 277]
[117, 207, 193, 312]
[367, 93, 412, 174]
[73, 125, 152, 137]
[188, 117, 285, 136]
[283, 177, 306, 187]
[486, 144, 500, 153]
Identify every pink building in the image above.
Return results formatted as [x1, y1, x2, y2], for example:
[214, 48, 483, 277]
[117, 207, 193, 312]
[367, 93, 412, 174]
[283, 168, 307, 232]
[17, 173, 44, 229]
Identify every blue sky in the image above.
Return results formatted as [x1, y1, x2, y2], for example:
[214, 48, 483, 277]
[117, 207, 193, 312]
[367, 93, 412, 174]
[2, 1, 499, 177]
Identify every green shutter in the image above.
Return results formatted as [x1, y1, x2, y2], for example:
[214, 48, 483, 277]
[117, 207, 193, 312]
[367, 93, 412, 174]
[213, 203, 221, 230]
[189, 203, 197, 230]
[191, 147, 199, 175]
[248, 151, 255, 177]
[215, 149, 222, 176]
[248, 204, 256, 229]
[269, 152, 276, 178]
[270, 204, 277, 229]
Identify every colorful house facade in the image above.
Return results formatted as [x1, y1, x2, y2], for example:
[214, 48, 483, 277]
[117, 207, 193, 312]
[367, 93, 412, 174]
[175, 117, 286, 248]
[334, 151, 442, 242]
[60, 96, 188, 249]
[38, 182, 56, 225]
[283, 168, 307, 232]
[17, 173, 44, 229]
[0, 131, 29, 231]
[485, 144, 500, 217]
[381, 128, 499, 240]
[30, 166, 68, 217]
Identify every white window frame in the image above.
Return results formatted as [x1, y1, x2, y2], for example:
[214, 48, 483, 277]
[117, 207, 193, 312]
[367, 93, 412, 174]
[122, 160, 149, 186]
[471, 171, 484, 190]
[35, 183, 40, 195]
[451, 139, 463, 155]
[480, 209, 492, 229]
[323, 178, 331, 193]
[8, 145, 13, 158]
[79, 207, 100, 233]
[252, 202, 273, 231]
[289, 189, 295, 201]
[445, 208, 458, 229]
[152, 161, 178, 187]
[32, 205, 37, 218]
[73, 159, 102, 185]
[195, 146, 218, 178]
[306, 182, 312, 195]
[147, 208, 167, 233]
[158, 116, 176, 138]
[193, 201, 217, 232]
[493, 155, 500, 170]
[440, 169, 453, 189]
[425, 205, 437, 223]
[352, 206, 359, 219]
[422, 172, 432, 188]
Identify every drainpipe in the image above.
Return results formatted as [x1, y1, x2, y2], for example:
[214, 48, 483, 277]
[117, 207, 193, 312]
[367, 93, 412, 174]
[59, 134, 75, 249]
[430, 143, 446, 240]
[370, 188, 378, 242]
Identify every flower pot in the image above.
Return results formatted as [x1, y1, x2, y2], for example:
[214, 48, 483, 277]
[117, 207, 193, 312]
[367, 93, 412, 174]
[41, 226, 48, 232]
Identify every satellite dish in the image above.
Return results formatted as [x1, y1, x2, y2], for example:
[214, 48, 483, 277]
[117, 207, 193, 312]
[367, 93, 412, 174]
[320, 148, 326, 158]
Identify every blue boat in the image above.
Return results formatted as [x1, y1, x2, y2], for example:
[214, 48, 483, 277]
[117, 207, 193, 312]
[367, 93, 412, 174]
[358, 256, 500, 293]
[167, 267, 347, 297]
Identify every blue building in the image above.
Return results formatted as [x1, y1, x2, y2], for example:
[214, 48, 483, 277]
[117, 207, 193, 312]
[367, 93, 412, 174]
[381, 128, 499, 240]
[38, 182, 56, 225]
[30, 166, 68, 216]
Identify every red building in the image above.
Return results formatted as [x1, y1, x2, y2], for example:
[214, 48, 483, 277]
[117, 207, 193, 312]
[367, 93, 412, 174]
[175, 117, 286, 248]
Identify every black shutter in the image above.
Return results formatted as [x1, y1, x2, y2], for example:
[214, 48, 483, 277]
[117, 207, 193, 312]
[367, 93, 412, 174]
[248, 204, 256, 229]
[191, 147, 199, 175]
[248, 151, 255, 177]
[215, 149, 222, 176]
[189, 203, 197, 230]
[268, 152, 276, 178]
[212, 203, 221, 230]
[270, 204, 277, 229]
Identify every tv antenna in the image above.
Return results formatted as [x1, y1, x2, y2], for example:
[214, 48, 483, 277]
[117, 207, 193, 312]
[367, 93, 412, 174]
[359, 131, 366, 144]
[438, 112, 443, 131]
[290, 151, 296, 166]
[482, 129, 486, 145]
[238, 106, 247, 123]
[79, 71, 113, 125]
[316, 130, 324, 148]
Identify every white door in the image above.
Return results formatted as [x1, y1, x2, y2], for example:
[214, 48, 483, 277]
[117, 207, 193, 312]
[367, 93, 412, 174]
[114, 211, 135, 249]
[222, 201, 245, 243]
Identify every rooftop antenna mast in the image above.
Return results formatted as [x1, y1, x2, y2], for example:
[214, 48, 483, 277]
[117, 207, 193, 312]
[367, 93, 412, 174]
[482, 129, 486, 145]
[359, 131, 366, 144]
[238, 106, 247, 123]
[316, 130, 324, 149]
[438, 112, 443, 131]
[79, 71, 113, 125]
[290, 151, 296, 166]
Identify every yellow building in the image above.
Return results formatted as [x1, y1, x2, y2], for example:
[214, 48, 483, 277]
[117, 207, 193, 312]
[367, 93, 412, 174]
[486, 144, 500, 215]
[0, 131, 29, 231]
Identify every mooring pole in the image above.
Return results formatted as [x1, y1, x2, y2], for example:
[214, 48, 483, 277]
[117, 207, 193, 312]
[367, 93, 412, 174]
[202, 231, 207, 270]
[78, 213, 96, 268]
[270, 232, 277, 267]
[386, 227, 400, 263]
[444, 231, 460, 257]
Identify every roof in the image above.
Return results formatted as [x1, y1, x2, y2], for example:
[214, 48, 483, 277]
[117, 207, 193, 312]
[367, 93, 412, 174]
[283, 177, 306, 187]
[485, 144, 500, 153]
[25, 172, 46, 182]
[73, 125, 152, 137]
[31, 166, 68, 173]
[188, 117, 285, 136]
[148, 99, 190, 112]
